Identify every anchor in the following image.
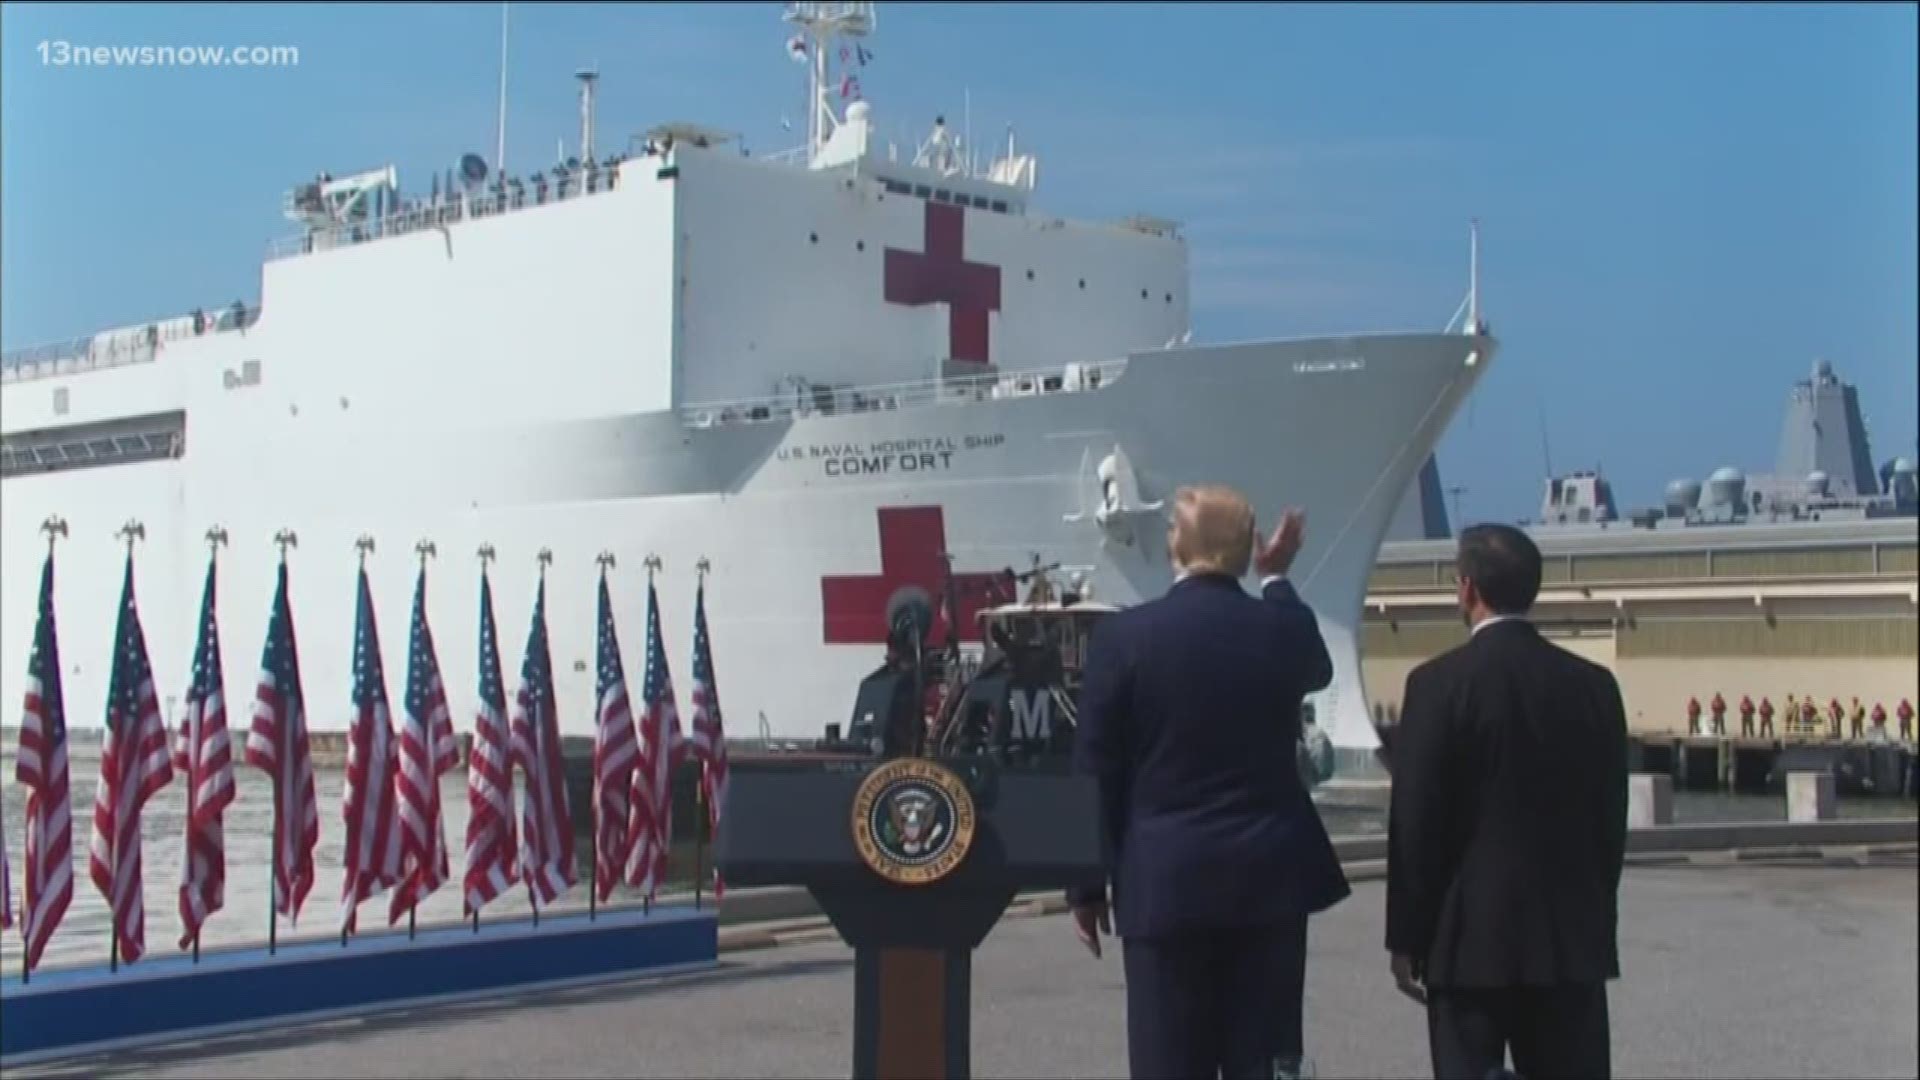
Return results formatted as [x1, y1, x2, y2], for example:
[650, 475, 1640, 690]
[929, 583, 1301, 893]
[1064, 443, 1165, 550]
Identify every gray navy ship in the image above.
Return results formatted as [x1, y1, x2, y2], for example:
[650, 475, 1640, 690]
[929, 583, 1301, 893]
[1388, 358, 1918, 540]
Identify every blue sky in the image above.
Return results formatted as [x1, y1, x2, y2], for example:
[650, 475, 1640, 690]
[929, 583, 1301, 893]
[3, 2, 1914, 524]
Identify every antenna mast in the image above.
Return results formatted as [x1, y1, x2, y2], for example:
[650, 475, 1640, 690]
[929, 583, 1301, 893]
[783, 2, 876, 162]
[576, 66, 599, 163]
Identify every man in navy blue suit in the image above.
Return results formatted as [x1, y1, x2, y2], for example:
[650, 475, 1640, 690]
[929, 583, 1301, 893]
[1070, 485, 1351, 1079]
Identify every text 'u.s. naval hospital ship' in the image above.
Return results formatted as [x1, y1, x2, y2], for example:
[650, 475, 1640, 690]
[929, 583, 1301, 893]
[0, 2, 1491, 753]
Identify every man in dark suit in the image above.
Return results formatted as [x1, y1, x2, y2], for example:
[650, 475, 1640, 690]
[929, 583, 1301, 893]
[1386, 523, 1629, 1080]
[1071, 485, 1351, 1079]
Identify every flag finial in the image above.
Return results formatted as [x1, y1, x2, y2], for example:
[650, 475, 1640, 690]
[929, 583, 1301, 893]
[41, 514, 68, 550]
[119, 519, 147, 550]
[206, 526, 229, 553]
[356, 535, 376, 566]
[696, 556, 711, 579]
[274, 529, 299, 562]
[537, 548, 553, 578]
[477, 542, 496, 566]
[644, 554, 662, 581]
[597, 550, 617, 577]
[416, 539, 437, 566]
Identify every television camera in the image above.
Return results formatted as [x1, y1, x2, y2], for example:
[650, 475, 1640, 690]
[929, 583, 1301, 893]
[824, 554, 1116, 764]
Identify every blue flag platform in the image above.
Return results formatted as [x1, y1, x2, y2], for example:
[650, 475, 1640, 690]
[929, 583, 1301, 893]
[0, 903, 717, 1067]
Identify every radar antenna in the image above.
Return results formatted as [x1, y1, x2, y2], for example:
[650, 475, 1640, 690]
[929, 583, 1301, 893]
[782, 2, 875, 163]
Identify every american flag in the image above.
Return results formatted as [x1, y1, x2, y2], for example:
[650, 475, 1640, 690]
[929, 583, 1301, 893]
[246, 560, 319, 926]
[89, 553, 175, 966]
[389, 566, 459, 924]
[15, 550, 71, 969]
[624, 579, 685, 899]
[591, 574, 638, 902]
[687, 579, 729, 897]
[463, 567, 517, 916]
[340, 566, 401, 934]
[174, 556, 236, 949]
[510, 575, 575, 904]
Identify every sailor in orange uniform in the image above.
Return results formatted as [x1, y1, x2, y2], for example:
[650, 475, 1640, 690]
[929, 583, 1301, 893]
[1827, 697, 1844, 740]
[1686, 696, 1703, 736]
[1759, 696, 1775, 737]
[1850, 697, 1866, 740]
[1710, 692, 1727, 736]
[1870, 701, 1888, 735]
[1899, 698, 1915, 743]
[1739, 695, 1756, 738]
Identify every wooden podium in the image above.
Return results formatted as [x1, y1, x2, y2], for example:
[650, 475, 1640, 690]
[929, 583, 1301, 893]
[716, 755, 1103, 1080]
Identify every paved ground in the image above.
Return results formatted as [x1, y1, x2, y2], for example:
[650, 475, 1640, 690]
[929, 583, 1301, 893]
[21, 858, 1918, 1079]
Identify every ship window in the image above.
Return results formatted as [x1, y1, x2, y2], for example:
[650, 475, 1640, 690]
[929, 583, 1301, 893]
[1078, 278, 1086, 290]
[885, 180, 910, 195]
[52, 387, 69, 415]
[809, 231, 819, 244]
[856, 240, 866, 252]
[914, 184, 931, 198]
[0, 409, 185, 479]
[1026, 269, 1035, 281]
[992, 200, 1008, 213]
[933, 189, 951, 203]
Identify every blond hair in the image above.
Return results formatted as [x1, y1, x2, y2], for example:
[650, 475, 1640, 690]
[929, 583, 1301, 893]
[1168, 485, 1255, 577]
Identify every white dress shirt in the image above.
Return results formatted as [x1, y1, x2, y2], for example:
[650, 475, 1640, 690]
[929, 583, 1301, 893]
[1471, 613, 1528, 636]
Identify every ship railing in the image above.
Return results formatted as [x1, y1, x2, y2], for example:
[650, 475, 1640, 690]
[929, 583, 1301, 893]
[677, 357, 1128, 428]
[266, 160, 628, 262]
[760, 145, 811, 167]
[1, 303, 260, 383]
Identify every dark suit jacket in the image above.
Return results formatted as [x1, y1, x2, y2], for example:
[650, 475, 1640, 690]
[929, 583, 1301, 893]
[1071, 573, 1351, 939]
[1386, 618, 1630, 989]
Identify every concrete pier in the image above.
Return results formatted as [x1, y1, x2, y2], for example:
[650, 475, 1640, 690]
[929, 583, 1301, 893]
[1627, 733, 1917, 797]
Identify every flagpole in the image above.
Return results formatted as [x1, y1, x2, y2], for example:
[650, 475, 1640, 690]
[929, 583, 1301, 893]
[644, 554, 663, 919]
[27, 517, 68, 986]
[269, 531, 298, 956]
[475, 543, 495, 939]
[528, 547, 551, 930]
[693, 780, 705, 912]
[344, 535, 376, 951]
[591, 551, 615, 923]
[111, 519, 146, 974]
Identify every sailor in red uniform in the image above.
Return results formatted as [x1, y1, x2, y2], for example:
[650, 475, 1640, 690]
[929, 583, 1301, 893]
[1686, 696, 1702, 735]
[1758, 696, 1775, 737]
[1870, 701, 1888, 735]
[1800, 697, 1818, 736]
[1899, 698, 1915, 742]
[1850, 697, 1866, 740]
[1739, 694, 1756, 738]
[1827, 697, 1844, 740]
[1710, 692, 1727, 736]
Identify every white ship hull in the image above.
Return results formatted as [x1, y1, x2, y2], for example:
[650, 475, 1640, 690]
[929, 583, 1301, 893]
[1, 332, 1488, 750]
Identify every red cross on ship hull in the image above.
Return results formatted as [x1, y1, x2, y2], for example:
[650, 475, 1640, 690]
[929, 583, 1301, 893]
[821, 506, 1007, 644]
[884, 202, 1002, 367]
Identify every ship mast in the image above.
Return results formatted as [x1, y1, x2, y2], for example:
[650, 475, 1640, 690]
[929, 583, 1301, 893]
[783, 2, 876, 162]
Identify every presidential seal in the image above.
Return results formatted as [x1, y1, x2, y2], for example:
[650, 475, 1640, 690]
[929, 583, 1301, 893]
[851, 757, 977, 886]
